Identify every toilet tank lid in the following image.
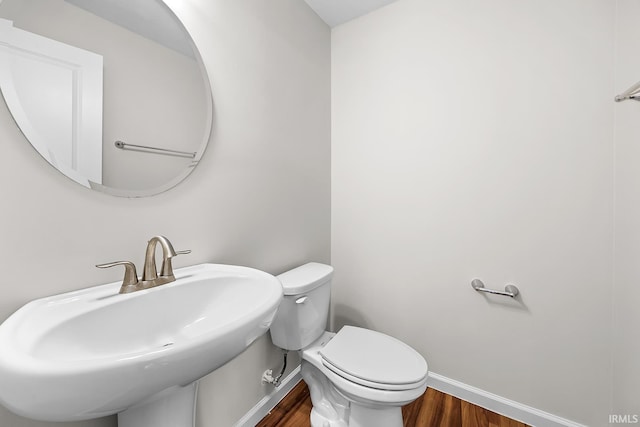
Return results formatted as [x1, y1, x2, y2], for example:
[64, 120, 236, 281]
[277, 262, 333, 295]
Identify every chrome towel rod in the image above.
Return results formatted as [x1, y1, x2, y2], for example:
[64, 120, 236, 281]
[114, 141, 196, 159]
[615, 79, 640, 102]
[471, 279, 519, 298]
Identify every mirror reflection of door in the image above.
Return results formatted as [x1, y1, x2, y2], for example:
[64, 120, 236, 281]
[0, 18, 103, 187]
[0, 0, 213, 197]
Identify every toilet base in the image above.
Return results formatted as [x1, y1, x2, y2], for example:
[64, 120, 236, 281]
[310, 408, 348, 427]
[348, 405, 402, 427]
[307, 394, 403, 427]
[301, 360, 404, 427]
[303, 360, 349, 427]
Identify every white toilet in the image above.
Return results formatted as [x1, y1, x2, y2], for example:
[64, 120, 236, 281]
[269, 262, 428, 427]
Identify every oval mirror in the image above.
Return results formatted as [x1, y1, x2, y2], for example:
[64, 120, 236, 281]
[0, 0, 212, 197]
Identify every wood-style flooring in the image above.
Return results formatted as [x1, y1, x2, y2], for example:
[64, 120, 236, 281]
[257, 381, 530, 427]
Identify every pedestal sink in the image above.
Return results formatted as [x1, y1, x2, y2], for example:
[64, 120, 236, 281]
[0, 263, 283, 426]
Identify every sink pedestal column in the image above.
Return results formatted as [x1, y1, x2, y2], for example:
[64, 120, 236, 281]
[118, 382, 198, 427]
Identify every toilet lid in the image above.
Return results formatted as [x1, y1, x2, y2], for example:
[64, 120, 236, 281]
[319, 326, 427, 389]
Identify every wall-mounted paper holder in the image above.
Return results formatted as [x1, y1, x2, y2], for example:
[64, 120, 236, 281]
[615, 79, 640, 102]
[471, 279, 519, 298]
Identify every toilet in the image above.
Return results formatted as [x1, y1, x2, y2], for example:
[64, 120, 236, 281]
[269, 262, 428, 427]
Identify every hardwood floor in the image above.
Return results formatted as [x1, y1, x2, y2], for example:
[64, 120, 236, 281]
[257, 381, 529, 427]
[257, 381, 313, 427]
[401, 387, 529, 427]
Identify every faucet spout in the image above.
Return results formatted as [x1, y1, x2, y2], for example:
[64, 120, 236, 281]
[141, 236, 191, 287]
[143, 236, 176, 282]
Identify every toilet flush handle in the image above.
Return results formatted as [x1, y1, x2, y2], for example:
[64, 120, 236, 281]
[295, 296, 308, 304]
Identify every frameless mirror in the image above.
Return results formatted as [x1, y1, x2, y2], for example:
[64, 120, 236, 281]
[0, 0, 212, 197]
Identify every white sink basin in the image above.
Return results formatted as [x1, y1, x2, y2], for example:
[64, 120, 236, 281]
[0, 263, 283, 424]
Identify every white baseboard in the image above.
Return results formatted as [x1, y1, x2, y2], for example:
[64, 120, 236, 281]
[426, 372, 587, 427]
[233, 365, 302, 427]
[233, 366, 587, 427]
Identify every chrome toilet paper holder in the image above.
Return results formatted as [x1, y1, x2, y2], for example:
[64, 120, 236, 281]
[471, 279, 519, 298]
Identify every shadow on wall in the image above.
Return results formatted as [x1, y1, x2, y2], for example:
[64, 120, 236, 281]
[333, 290, 530, 332]
[474, 293, 532, 313]
[332, 303, 372, 332]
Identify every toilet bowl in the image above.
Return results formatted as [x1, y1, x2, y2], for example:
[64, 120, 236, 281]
[269, 263, 428, 427]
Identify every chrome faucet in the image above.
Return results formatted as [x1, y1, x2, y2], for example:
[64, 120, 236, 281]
[96, 236, 191, 294]
[141, 236, 191, 286]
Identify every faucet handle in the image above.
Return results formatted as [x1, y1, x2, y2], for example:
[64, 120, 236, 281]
[174, 250, 192, 256]
[96, 261, 139, 294]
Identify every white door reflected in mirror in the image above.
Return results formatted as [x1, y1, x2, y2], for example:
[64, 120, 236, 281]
[0, 18, 103, 188]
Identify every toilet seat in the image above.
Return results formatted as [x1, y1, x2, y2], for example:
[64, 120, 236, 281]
[301, 330, 428, 408]
[319, 326, 427, 391]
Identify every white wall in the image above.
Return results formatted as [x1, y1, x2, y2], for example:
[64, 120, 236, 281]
[613, 0, 640, 418]
[0, 0, 330, 426]
[331, 0, 615, 425]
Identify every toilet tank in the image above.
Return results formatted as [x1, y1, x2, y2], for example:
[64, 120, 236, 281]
[269, 262, 333, 350]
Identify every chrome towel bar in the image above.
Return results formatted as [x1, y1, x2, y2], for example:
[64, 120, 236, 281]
[471, 279, 519, 298]
[115, 140, 196, 158]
